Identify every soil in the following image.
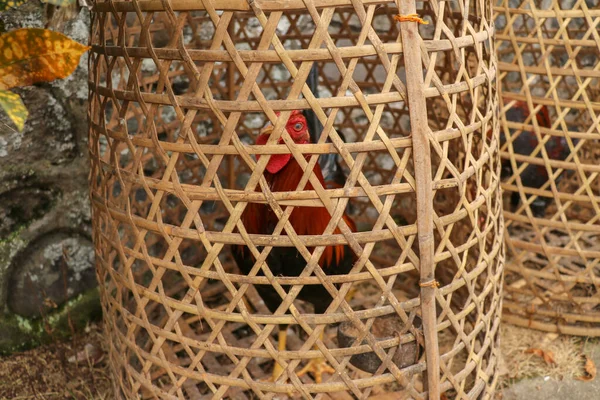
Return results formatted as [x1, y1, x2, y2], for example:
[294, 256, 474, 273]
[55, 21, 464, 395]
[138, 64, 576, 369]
[0, 323, 112, 400]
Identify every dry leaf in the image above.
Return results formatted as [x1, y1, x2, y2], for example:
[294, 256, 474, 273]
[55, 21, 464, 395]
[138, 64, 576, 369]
[43, 297, 58, 309]
[67, 343, 104, 365]
[576, 356, 596, 382]
[0, 28, 89, 90]
[524, 348, 556, 365]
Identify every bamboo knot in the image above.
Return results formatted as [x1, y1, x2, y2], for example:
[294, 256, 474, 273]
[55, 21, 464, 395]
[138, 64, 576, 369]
[419, 279, 440, 288]
[394, 14, 429, 25]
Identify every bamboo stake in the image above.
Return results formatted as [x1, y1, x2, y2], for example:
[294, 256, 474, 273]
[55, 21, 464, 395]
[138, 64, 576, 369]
[397, 1, 440, 399]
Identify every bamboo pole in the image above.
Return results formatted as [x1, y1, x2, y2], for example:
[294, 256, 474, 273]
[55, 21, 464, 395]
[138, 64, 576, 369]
[397, 1, 440, 398]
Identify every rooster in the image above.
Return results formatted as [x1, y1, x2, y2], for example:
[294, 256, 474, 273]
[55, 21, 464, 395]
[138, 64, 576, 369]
[501, 101, 572, 217]
[232, 109, 357, 383]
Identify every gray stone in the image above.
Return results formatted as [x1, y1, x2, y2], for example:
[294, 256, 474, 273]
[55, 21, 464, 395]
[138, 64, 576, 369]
[502, 347, 600, 400]
[0, 4, 99, 352]
[8, 232, 96, 318]
[0, 88, 77, 165]
[498, 339, 600, 400]
[0, 186, 57, 239]
[503, 377, 600, 400]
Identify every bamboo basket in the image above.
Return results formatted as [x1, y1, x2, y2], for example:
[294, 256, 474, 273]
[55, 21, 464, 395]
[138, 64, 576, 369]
[89, 0, 502, 398]
[496, 0, 600, 336]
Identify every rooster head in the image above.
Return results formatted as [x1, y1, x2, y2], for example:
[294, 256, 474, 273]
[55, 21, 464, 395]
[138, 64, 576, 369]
[256, 110, 310, 174]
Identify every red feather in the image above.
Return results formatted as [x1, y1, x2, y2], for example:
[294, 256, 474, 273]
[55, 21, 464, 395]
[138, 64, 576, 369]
[242, 155, 356, 268]
[512, 101, 551, 128]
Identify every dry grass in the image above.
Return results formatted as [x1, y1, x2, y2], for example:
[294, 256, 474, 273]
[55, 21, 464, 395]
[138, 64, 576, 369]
[498, 324, 597, 386]
[0, 323, 112, 400]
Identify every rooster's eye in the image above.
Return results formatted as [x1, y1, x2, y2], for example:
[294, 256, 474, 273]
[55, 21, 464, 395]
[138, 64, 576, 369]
[294, 122, 303, 131]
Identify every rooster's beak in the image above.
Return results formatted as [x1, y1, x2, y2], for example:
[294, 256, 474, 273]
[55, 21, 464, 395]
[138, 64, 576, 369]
[259, 124, 274, 136]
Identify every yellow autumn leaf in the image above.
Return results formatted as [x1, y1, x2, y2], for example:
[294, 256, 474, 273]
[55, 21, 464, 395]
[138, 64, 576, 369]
[0, 28, 90, 90]
[0, 89, 28, 131]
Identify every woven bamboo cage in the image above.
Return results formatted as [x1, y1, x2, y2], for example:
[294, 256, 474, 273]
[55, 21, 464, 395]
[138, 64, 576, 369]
[495, 0, 600, 336]
[89, 0, 502, 398]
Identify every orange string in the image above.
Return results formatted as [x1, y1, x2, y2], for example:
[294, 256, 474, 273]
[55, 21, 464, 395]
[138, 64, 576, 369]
[419, 279, 440, 288]
[394, 14, 429, 25]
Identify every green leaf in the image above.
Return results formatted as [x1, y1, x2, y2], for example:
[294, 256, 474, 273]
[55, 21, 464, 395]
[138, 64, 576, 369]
[0, 90, 28, 131]
[0, 0, 29, 11]
[0, 28, 90, 90]
[41, 0, 76, 6]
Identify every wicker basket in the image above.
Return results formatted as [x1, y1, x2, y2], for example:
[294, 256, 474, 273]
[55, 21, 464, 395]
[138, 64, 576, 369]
[496, 0, 600, 336]
[89, 0, 502, 398]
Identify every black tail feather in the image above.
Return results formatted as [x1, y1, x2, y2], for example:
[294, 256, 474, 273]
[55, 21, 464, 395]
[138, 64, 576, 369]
[304, 63, 323, 144]
[303, 64, 342, 182]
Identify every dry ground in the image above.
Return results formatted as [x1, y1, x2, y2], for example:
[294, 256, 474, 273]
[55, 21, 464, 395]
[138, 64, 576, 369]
[0, 323, 596, 399]
[0, 323, 112, 400]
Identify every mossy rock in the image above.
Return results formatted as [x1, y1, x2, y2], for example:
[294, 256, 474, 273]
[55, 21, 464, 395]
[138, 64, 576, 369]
[0, 287, 101, 354]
